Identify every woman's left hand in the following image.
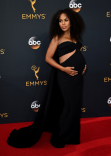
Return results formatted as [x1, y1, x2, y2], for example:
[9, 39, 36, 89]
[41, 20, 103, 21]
[82, 64, 87, 75]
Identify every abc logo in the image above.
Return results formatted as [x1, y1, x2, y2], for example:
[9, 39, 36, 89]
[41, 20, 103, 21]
[31, 100, 41, 112]
[69, 0, 82, 12]
[107, 97, 111, 104]
[107, 97, 111, 107]
[28, 36, 41, 49]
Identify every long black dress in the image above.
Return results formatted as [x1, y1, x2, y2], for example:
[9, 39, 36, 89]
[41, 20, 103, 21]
[7, 41, 86, 148]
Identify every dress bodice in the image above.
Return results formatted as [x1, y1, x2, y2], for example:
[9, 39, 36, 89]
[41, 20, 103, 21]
[57, 41, 82, 57]
[56, 40, 86, 75]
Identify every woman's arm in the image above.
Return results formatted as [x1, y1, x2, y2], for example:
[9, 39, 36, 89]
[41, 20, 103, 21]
[82, 64, 87, 75]
[45, 36, 65, 72]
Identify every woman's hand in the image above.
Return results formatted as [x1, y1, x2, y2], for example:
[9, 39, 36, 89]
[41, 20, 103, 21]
[82, 64, 87, 75]
[64, 67, 78, 76]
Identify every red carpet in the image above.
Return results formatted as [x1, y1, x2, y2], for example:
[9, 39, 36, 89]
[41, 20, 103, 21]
[0, 116, 111, 156]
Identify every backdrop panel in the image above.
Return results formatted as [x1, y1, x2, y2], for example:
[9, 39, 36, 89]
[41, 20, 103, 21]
[0, 0, 111, 123]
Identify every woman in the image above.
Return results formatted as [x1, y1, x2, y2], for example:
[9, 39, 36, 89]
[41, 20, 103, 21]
[7, 8, 87, 148]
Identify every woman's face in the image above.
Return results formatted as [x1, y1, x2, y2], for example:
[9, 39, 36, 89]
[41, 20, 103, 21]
[59, 13, 71, 32]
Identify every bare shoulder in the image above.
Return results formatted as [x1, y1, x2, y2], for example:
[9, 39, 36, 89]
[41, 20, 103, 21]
[51, 35, 59, 44]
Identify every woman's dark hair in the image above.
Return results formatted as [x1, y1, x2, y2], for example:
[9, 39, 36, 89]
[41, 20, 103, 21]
[49, 8, 85, 41]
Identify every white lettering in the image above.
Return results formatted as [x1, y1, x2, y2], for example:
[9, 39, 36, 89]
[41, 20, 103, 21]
[69, 1, 82, 9]
[31, 101, 41, 109]
[28, 40, 41, 45]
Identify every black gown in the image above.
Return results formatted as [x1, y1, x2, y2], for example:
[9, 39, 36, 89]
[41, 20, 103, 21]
[7, 41, 86, 148]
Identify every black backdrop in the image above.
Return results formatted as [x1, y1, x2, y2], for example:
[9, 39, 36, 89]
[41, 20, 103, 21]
[0, 0, 111, 124]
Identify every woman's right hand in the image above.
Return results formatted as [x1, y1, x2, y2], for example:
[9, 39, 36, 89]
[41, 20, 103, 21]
[64, 67, 78, 76]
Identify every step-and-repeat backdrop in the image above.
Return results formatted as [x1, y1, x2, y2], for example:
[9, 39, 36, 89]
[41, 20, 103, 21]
[0, 0, 111, 124]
